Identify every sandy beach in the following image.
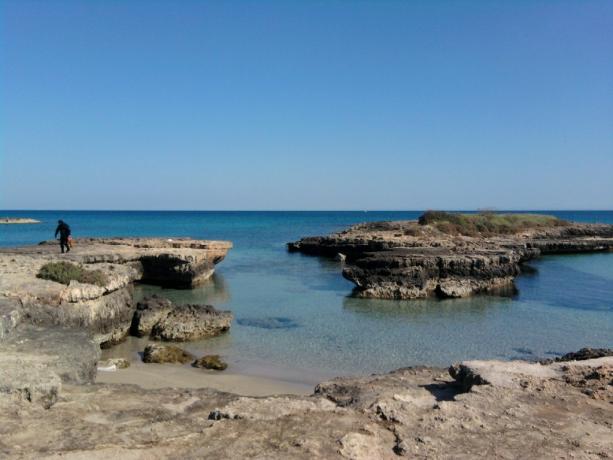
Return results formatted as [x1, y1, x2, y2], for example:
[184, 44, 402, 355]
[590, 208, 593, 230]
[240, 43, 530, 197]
[95, 361, 314, 396]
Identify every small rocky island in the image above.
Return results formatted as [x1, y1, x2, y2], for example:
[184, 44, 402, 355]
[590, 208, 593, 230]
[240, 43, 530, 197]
[0, 217, 40, 224]
[288, 212, 613, 299]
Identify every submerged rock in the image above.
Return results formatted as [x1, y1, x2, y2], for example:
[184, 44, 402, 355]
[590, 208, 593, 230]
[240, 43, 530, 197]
[142, 343, 194, 364]
[237, 317, 299, 329]
[193, 354, 227, 371]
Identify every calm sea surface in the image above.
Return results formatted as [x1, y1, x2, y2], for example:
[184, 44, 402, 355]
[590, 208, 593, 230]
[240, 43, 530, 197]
[1, 211, 612, 380]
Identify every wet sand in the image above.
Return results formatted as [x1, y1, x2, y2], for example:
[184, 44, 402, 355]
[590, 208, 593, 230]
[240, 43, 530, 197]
[96, 361, 314, 396]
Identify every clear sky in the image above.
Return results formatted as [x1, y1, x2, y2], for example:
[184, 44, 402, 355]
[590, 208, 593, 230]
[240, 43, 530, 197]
[1, 0, 612, 210]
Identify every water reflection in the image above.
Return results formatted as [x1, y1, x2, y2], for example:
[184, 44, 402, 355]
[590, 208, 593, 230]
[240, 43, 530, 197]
[516, 258, 613, 311]
[137, 272, 231, 305]
[343, 294, 514, 321]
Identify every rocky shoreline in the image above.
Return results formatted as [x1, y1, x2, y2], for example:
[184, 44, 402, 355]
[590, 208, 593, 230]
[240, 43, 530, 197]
[0, 351, 611, 458]
[0, 235, 612, 457]
[0, 237, 232, 345]
[288, 217, 613, 299]
[0, 237, 233, 409]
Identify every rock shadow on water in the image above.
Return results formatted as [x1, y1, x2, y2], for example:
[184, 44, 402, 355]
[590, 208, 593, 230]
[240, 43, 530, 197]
[342, 295, 514, 321]
[236, 317, 300, 330]
[515, 259, 613, 311]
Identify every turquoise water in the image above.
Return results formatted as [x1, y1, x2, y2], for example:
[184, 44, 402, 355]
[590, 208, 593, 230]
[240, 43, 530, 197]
[1, 211, 612, 379]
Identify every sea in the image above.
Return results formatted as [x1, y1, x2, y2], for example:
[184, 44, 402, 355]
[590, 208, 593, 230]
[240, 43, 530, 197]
[1, 210, 612, 382]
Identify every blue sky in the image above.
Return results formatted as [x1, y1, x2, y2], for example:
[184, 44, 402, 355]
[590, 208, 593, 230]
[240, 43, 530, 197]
[1, 0, 612, 210]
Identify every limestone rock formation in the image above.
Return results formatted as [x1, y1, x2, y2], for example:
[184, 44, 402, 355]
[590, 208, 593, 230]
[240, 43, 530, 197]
[0, 355, 611, 458]
[289, 219, 613, 299]
[0, 237, 232, 345]
[142, 343, 195, 364]
[0, 324, 100, 409]
[132, 295, 232, 341]
[130, 295, 174, 337]
[151, 304, 232, 341]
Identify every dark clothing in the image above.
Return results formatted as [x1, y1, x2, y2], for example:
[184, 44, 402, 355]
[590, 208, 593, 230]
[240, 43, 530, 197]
[55, 222, 71, 253]
[59, 237, 70, 253]
[55, 222, 71, 239]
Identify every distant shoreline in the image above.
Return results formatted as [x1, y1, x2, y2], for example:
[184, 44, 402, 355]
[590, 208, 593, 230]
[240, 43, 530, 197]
[0, 217, 40, 224]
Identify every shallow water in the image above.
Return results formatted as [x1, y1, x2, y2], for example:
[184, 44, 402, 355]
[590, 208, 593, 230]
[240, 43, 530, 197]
[2, 210, 612, 378]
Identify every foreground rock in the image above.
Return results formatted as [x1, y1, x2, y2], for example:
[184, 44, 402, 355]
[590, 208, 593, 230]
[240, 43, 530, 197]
[0, 355, 610, 458]
[289, 217, 613, 299]
[133, 295, 233, 341]
[0, 237, 232, 345]
[0, 324, 99, 408]
[142, 343, 195, 364]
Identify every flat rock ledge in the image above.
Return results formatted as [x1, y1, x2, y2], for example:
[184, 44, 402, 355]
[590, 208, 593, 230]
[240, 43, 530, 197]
[0, 354, 611, 458]
[288, 220, 613, 299]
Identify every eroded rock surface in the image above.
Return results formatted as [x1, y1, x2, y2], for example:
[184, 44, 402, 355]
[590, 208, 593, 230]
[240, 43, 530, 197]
[289, 220, 613, 299]
[151, 304, 232, 341]
[0, 356, 610, 458]
[130, 295, 174, 337]
[131, 295, 233, 341]
[0, 324, 99, 409]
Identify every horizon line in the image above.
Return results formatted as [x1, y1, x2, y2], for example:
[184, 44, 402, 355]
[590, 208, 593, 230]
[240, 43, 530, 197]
[2, 209, 612, 213]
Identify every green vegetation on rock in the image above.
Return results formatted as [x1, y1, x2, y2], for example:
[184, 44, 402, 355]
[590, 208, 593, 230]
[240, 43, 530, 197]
[37, 261, 109, 287]
[418, 211, 568, 236]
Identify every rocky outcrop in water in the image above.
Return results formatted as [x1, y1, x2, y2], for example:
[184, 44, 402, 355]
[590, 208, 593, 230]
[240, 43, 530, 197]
[152, 303, 232, 341]
[0, 217, 40, 224]
[1, 354, 611, 458]
[289, 219, 613, 299]
[130, 295, 174, 337]
[131, 295, 232, 341]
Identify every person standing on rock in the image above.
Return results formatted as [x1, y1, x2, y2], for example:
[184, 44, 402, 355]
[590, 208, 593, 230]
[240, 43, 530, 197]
[55, 219, 71, 253]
